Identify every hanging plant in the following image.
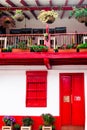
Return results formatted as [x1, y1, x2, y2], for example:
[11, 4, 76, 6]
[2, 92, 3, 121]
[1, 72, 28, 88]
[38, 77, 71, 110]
[0, 15, 15, 28]
[13, 10, 24, 22]
[38, 10, 58, 24]
[69, 7, 87, 24]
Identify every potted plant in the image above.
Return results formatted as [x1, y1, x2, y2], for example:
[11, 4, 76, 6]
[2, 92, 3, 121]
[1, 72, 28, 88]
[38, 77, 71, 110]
[21, 117, 33, 130]
[13, 123, 20, 130]
[76, 42, 87, 52]
[54, 46, 58, 52]
[39, 113, 55, 130]
[3, 116, 16, 126]
[13, 10, 24, 22]
[12, 41, 29, 52]
[22, 117, 33, 126]
[44, 33, 49, 41]
[30, 45, 48, 52]
[2, 116, 16, 130]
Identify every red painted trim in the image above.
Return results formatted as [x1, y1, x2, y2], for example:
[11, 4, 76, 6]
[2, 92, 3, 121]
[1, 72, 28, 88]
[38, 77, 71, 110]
[60, 0, 68, 19]
[0, 52, 87, 66]
[20, 0, 37, 19]
[44, 58, 51, 69]
[0, 116, 61, 130]
[0, 6, 73, 11]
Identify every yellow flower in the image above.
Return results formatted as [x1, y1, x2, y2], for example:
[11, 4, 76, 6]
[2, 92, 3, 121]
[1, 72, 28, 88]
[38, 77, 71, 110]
[38, 10, 58, 23]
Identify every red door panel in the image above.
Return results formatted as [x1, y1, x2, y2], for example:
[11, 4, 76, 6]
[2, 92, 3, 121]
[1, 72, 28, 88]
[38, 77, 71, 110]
[72, 74, 85, 125]
[60, 75, 72, 125]
[60, 73, 85, 126]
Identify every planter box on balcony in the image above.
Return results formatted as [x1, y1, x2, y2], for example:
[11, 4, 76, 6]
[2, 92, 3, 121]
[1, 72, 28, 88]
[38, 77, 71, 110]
[59, 49, 76, 53]
[12, 49, 30, 52]
[79, 49, 87, 52]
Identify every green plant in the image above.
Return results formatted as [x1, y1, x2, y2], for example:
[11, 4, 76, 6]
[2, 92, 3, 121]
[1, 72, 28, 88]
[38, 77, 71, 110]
[13, 123, 20, 130]
[22, 117, 33, 126]
[41, 113, 55, 126]
[3, 116, 16, 126]
[17, 41, 27, 50]
[77, 43, 87, 49]
[1, 45, 13, 52]
[66, 44, 73, 49]
[54, 46, 58, 52]
[30, 45, 48, 52]
[69, 8, 87, 18]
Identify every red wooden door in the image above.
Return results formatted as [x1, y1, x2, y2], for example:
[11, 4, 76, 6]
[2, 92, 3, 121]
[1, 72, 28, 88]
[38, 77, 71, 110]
[60, 73, 85, 126]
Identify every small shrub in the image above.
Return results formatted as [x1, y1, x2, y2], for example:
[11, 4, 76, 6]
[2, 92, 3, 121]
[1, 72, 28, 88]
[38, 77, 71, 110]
[77, 43, 87, 49]
[22, 117, 33, 126]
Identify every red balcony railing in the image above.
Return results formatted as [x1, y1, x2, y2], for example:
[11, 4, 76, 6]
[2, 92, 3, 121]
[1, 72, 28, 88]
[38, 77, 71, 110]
[0, 33, 87, 49]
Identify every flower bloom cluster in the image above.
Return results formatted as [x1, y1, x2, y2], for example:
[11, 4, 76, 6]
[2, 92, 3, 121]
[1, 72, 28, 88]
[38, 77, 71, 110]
[3, 116, 16, 126]
[38, 10, 58, 23]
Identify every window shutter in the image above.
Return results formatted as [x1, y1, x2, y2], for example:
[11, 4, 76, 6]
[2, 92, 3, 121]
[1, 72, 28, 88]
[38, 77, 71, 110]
[26, 71, 47, 107]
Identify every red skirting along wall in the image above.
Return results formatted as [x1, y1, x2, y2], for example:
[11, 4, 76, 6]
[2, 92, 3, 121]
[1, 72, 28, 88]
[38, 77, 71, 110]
[0, 116, 61, 130]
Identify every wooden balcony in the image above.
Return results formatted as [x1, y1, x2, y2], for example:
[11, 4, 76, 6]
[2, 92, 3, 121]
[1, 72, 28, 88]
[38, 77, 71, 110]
[0, 32, 87, 48]
[0, 33, 87, 69]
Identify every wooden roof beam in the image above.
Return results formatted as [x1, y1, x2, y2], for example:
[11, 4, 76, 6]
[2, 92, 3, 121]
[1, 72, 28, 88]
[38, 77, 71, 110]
[49, 0, 53, 6]
[6, 0, 16, 7]
[78, 0, 84, 5]
[0, 3, 4, 7]
[0, 5, 87, 11]
[6, 0, 30, 19]
[20, 0, 37, 20]
[60, 0, 68, 19]
[35, 0, 41, 6]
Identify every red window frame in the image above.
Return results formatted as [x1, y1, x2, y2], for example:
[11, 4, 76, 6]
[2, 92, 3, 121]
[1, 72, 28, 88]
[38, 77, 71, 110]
[26, 71, 47, 107]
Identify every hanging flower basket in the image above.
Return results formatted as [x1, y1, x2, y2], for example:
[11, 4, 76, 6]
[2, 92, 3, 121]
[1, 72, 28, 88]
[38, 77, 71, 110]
[69, 7, 87, 24]
[38, 10, 58, 24]
[77, 16, 87, 23]
[14, 10, 24, 22]
[46, 16, 55, 24]
[0, 16, 15, 28]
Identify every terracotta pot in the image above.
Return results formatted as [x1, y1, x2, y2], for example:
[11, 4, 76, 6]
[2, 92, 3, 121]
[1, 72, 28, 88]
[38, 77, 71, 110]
[14, 14, 24, 22]
[59, 49, 76, 53]
[79, 49, 87, 52]
[12, 49, 29, 52]
[46, 16, 55, 24]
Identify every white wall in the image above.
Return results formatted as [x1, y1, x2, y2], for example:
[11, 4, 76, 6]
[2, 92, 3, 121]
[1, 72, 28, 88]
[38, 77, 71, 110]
[0, 65, 87, 130]
[15, 18, 87, 33]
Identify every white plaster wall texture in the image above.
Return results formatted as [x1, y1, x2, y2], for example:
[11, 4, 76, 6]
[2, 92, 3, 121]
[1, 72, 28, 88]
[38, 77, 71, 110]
[16, 18, 87, 33]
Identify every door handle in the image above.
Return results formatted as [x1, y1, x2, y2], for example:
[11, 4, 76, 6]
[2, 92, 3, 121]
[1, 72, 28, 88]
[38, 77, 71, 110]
[63, 96, 70, 102]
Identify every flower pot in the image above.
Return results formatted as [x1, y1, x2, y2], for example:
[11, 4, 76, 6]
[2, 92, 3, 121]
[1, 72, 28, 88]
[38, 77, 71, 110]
[12, 49, 29, 52]
[42, 126, 52, 130]
[21, 126, 32, 130]
[46, 16, 55, 24]
[2, 126, 12, 130]
[14, 14, 24, 22]
[59, 49, 76, 53]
